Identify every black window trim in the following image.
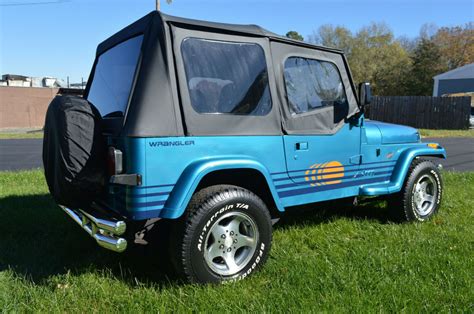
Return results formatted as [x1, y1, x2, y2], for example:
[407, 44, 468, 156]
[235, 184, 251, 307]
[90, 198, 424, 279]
[180, 36, 273, 117]
[85, 33, 145, 128]
[282, 55, 348, 118]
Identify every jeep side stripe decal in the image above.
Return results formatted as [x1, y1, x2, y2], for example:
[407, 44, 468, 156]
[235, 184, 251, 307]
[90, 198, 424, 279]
[278, 176, 391, 198]
[113, 195, 168, 206]
[123, 191, 171, 198]
[275, 170, 393, 190]
[270, 160, 396, 176]
[272, 164, 395, 182]
[135, 183, 175, 189]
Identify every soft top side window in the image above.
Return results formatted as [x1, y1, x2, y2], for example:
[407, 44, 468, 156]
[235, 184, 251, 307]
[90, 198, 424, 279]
[284, 57, 347, 115]
[181, 38, 272, 116]
[87, 35, 144, 118]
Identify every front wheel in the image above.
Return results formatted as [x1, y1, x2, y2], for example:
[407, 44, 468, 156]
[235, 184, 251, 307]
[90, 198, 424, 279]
[172, 185, 272, 283]
[388, 159, 443, 222]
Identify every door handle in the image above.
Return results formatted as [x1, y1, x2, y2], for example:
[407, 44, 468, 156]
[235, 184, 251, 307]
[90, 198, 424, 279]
[295, 142, 308, 150]
[350, 154, 362, 164]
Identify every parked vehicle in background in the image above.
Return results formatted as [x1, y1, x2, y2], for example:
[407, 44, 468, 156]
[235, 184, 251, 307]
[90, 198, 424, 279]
[470, 109, 474, 127]
[42, 11, 446, 284]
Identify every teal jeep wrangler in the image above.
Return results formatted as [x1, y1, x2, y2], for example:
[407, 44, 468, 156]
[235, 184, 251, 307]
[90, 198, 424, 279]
[43, 11, 446, 284]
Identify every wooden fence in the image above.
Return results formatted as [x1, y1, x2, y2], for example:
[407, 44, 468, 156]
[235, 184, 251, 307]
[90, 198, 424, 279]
[366, 96, 471, 129]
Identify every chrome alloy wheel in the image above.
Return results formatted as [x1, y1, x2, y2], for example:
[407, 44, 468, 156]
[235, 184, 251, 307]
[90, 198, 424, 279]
[203, 212, 259, 276]
[413, 174, 438, 216]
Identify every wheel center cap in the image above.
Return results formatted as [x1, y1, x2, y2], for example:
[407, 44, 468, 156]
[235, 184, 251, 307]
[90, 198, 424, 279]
[224, 237, 233, 247]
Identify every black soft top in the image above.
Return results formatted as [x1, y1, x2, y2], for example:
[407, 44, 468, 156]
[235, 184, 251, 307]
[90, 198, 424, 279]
[97, 11, 342, 57]
[86, 11, 358, 138]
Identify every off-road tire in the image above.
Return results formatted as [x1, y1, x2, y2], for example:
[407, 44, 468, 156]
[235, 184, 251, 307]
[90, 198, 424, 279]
[388, 158, 443, 222]
[170, 185, 272, 284]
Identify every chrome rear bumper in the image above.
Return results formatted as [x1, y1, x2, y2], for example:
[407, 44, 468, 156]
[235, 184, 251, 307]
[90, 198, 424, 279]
[59, 206, 127, 253]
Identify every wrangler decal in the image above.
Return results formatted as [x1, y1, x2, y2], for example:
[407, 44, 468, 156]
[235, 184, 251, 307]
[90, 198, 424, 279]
[149, 140, 195, 147]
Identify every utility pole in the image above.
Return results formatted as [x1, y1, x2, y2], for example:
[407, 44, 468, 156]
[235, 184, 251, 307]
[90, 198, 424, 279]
[156, 0, 160, 11]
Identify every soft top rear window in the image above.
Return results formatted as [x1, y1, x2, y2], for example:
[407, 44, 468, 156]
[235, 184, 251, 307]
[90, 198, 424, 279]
[87, 35, 143, 118]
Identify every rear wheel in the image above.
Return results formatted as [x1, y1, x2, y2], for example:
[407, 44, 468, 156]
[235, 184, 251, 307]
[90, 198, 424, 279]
[171, 185, 272, 283]
[388, 158, 443, 222]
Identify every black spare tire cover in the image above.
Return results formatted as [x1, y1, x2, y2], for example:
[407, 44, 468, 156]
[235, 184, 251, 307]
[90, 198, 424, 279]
[43, 95, 106, 209]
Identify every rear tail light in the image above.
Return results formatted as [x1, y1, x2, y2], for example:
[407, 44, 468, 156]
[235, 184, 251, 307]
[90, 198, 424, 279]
[107, 147, 123, 176]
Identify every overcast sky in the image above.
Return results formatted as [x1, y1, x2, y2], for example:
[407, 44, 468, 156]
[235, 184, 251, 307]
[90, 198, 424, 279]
[1, 0, 473, 83]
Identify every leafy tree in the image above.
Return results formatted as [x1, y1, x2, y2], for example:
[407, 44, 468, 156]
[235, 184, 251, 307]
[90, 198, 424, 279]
[419, 23, 438, 40]
[309, 25, 352, 54]
[371, 42, 412, 96]
[310, 22, 411, 95]
[408, 39, 446, 95]
[306, 21, 471, 96]
[350, 23, 412, 95]
[433, 23, 474, 69]
[397, 35, 417, 53]
[285, 31, 304, 41]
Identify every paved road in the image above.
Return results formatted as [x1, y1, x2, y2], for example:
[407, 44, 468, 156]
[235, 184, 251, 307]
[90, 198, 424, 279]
[0, 139, 43, 171]
[428, 137, 474, 172]
[0, 137, 473, 172]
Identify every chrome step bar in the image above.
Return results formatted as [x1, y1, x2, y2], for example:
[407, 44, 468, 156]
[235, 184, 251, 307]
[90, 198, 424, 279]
[60, 206, 127, 253]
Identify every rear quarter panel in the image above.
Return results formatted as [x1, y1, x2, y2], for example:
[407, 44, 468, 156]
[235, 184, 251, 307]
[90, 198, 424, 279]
[119, 136, 286, 220]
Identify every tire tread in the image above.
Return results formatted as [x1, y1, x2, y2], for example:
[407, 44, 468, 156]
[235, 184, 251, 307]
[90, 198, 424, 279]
[388, 158, 442, 222]
[171, 185, 271, 283]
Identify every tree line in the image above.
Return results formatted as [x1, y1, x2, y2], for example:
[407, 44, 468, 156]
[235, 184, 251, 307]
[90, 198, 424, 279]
[286, 23, 473, 96]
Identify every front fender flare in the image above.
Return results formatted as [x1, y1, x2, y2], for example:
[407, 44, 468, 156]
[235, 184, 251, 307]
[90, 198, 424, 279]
[362, 145, 446, 196]
[389, 145, 446, 193]
[159, 157, 284, 219]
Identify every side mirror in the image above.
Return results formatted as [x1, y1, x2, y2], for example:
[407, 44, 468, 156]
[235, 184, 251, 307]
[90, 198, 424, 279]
[358, 82, 372, 109]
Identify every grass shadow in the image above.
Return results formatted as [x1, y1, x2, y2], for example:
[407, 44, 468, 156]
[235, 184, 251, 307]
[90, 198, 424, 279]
[275, 197, 396, 230]
[0, 193, 396, 287]
[0, 193, 180, 288]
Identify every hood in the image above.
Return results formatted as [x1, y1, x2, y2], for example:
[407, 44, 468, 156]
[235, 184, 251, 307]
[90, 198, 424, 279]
[365, 120, 420, 144]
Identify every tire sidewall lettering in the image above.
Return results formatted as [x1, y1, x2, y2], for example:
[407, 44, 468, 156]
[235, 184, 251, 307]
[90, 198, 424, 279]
[223, 243, 266, 284]
[192, 199, 269, 283]
[410, 167, 442, 220]
[429, 169, 442, 205]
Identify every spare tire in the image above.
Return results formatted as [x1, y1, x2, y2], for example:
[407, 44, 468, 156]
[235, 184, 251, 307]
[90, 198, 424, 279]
[43, 95, 106, 209]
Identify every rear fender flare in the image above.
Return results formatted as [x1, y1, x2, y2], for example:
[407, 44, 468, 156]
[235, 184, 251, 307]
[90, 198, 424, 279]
[159, 158, 284, 219]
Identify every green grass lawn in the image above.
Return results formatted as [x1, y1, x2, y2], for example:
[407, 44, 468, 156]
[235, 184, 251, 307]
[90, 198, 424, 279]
[419, 129, 474, 138]
[0, 170, 472, 311]
[0, 132, 43, 139]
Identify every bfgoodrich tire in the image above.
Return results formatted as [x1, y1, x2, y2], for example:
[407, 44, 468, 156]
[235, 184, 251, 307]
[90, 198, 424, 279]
[388, 158, 443, 222]
[172, 185, 272, 284]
